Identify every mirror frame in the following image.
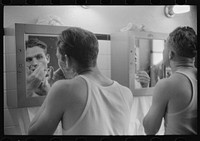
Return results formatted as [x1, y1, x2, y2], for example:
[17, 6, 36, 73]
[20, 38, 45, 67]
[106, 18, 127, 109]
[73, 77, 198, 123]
[15, 23, 71, 108]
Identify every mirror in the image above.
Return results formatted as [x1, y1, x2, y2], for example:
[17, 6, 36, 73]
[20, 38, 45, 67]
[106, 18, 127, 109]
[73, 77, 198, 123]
[15, 23, 68, 108]
[25, 34, 59, 97]
[134, 38, 172, 89]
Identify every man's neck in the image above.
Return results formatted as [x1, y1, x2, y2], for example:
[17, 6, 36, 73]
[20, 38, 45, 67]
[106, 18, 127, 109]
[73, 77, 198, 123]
[77, 66, 100, 75]
[170, 58, 195, 73]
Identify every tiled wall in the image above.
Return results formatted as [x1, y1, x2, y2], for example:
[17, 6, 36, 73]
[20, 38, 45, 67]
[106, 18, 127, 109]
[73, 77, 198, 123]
[3, 34, 111, 135]
[97, 40, 111, 78]
[4, 35, 24, 135]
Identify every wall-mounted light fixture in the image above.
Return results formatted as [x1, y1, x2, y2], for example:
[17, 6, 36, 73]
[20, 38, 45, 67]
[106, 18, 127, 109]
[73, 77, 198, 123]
[164, 5, 190, 18]
[81, 5, 89, 9]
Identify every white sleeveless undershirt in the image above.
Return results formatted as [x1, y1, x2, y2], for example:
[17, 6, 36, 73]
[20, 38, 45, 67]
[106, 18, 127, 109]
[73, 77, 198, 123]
[62, 75, 133, 135]
[164, 70, 197, 135]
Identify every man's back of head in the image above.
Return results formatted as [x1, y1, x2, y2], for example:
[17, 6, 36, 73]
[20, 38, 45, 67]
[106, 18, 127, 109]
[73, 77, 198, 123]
[57, 27, 99, 71]
[167, 26, 197, 58]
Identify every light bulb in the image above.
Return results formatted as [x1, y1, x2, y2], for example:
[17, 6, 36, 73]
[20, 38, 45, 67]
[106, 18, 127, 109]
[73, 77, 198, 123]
[172, 5, 190, 14]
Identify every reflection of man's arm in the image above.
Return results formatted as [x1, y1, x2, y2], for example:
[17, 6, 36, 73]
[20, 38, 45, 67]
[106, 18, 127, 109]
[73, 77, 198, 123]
[27, 64, 68, 97]
[26, 64, 47, 97]
[150, 66, 158, 87]
[135, 71, 150, 88]
[34, 78, 50, 96]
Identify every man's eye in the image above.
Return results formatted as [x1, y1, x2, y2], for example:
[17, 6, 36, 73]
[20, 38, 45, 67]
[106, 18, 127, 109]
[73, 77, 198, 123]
[26, 58, 32, 62]
[36, 55, 44, 60]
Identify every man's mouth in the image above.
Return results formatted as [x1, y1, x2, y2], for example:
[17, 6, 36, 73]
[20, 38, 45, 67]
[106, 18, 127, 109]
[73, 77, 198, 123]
[29, 65, 38, 72]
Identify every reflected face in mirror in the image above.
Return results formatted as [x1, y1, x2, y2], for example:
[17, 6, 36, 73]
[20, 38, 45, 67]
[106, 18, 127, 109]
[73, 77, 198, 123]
[134, 38, 171, 88]
[162, 38, 170, 67]
[134, 46, 139, 72]
[134, 46, 150, 88]
[134, 39, 151, 89]
[26, 39, 50, 97]
[26, 46, 50, 72]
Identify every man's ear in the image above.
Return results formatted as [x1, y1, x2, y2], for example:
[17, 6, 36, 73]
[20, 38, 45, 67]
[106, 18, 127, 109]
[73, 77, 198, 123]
[169, 50, 175, 60]
[46, 54, 50, 63]
[64, 54, 69, 68]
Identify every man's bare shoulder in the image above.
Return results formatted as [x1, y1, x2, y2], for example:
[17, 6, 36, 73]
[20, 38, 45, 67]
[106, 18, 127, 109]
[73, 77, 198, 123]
[51, 77, 86, 94]
[154, 73, 188, 98]
[49, 77, 88, 103]
[154, 78, 171, 96]
[166, 73, 190, 89]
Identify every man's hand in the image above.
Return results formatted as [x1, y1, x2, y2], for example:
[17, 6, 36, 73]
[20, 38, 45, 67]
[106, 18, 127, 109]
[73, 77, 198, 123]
[135, 71, 150, 88]
[26, 64, 46, 96]
[47, 67, 66, 87]
[53, 68, 66, 81]
[47, 66, 55, 87]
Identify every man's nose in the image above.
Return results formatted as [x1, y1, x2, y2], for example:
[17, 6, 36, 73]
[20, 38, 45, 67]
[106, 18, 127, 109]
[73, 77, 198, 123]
[32, 58, 39, 65]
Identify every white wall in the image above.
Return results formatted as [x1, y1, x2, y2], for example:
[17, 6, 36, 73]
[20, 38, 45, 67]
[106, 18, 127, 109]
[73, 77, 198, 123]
[4, 6, 197, 33]
[3, 6, 197, 135]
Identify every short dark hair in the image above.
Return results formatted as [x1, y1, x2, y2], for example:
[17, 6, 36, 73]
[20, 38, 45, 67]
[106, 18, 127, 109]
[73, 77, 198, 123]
[26, 38, 47, 54]
[57, 27, 99, 69]
[167, 26, 197, 58]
